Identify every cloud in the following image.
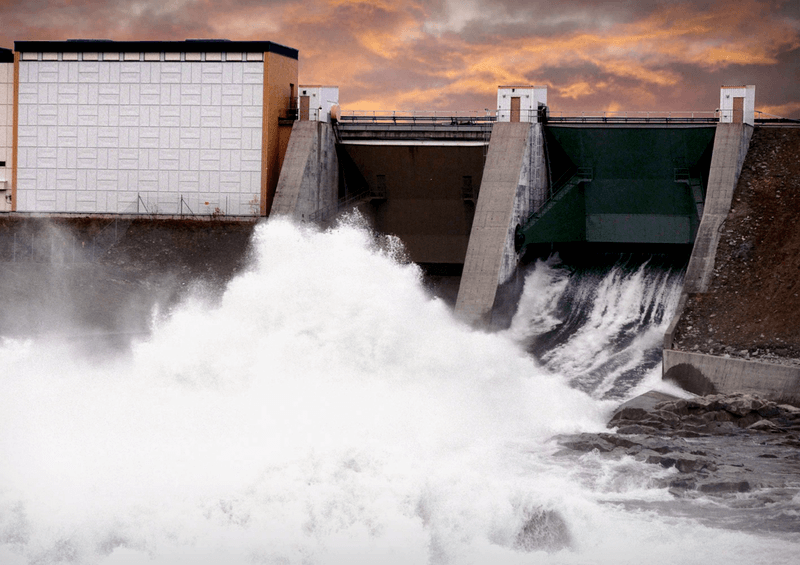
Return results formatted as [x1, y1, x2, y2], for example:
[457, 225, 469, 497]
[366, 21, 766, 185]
[0, 0, 797, 116]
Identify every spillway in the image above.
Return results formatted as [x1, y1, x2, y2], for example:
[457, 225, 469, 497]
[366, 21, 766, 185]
[507, 254, 686, 400]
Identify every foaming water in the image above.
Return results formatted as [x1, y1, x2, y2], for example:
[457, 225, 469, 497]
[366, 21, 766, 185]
[507, 255, 686, 400]
[1, 218, 798, 564]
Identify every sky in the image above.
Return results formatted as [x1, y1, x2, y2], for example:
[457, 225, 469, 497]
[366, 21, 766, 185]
[1, 0, 798, 117]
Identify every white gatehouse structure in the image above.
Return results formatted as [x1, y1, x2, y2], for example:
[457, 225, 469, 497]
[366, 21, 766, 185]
[4, 39, 299, 216]
[719, 85, 756, 126]
[496, 86, 547, 123]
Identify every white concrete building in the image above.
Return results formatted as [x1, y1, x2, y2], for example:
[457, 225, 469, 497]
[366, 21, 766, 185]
[297, 86, 339, 123]
[719, 85, 756, 126]
[6, 40, 299, 216]
[496, 86, 547, 123]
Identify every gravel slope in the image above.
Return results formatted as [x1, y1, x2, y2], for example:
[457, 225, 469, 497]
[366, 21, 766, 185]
[673, 127, 800, 366]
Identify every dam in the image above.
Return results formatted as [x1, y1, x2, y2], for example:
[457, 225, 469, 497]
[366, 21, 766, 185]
[2, 39, 800, 564]
[272, 87, 736, 317]
[0, 40, 797, 404]
[270, 83, 800, 406]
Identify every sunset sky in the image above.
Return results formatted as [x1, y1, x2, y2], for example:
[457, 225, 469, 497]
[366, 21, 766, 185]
[1, 0, 798, 117]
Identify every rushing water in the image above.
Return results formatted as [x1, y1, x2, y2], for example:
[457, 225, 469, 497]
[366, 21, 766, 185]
[1, 217, 798, 564]
[506, 254, 686, 401]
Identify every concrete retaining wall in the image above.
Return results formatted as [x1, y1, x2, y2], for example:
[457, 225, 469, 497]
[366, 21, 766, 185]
[271, 121, 338, 221]
[663, 349, 800, 406]
[455, 122, 545, 325]
[657, 122, 800, 403]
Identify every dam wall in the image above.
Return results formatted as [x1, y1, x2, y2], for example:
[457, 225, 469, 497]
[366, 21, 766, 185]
[675, 123, 754, 297]
[664, 125, 800, 406]
[271, 121, 338, 221]
[454, 122, 546, 325]
[663, 350, 800, 406]
[0, 215, 255, 337]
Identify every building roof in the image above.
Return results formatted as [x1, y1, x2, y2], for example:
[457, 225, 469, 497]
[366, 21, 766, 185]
[14, 39, 298, 60]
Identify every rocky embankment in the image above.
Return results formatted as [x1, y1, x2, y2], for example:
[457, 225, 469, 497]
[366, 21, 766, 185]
[558, 391, 800, 500]
[673, 127, 800, 367]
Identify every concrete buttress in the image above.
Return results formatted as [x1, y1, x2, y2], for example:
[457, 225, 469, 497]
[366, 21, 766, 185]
[681, 123, 754, 296]
[272, 121, 338, 221]
[455, 122, 544, 326]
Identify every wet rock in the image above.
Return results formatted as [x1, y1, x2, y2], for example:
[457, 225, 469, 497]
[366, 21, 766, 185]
[609, 406, 651, 423]
[615, 424, 657, 436]
[557, 434, 616, 453]
[668, 475, 697, 491]
[724, 396, 770, 417]
[609, 392, 800, 436]
[747, 419, 780, 432]
[515, 508, 572, 552]
[698, 481, 751, 494]
[557, 391, 800, 502]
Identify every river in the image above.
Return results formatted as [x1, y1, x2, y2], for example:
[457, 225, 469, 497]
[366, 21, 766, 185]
[1, 216, 798, 564]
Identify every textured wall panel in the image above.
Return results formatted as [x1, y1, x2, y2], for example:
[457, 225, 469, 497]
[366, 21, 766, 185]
[17, 58, 263, 214]
[0, 62, 13, 210]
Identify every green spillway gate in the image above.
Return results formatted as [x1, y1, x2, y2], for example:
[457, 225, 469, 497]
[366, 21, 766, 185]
[515, 125, 717, 251]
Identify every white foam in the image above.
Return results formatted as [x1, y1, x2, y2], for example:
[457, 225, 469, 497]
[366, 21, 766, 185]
[0, 217, 797, 564]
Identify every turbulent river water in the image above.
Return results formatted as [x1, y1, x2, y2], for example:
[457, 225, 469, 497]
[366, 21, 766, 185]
[1, 217, 798, 564]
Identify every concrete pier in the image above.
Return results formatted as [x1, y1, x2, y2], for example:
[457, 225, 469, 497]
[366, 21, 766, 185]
[679, 123, 753, 296]
[271, 121, 339, 221]
[454, 122, 545, 325]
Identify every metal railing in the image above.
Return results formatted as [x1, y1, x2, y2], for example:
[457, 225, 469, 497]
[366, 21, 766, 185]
[281, 101, 326, 122]
[338, 110, 496, 126]
[547, 110, 718, 123]
[337, 109, 722, 125]
[753, 110, 800, 125]
[132, 193, 239, 217]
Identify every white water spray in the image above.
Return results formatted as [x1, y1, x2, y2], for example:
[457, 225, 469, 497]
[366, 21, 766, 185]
[507, 255, 686, 400]
[1, 218, 798, 564]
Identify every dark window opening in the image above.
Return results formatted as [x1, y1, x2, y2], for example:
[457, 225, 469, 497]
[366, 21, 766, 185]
[462, 176, 474, 200]
[373, 174, 387, 199]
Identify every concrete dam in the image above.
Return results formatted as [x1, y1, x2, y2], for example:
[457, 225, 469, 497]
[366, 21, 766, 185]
[279, 119, 716, 310]
[5, 41, 800, 564]
[271, 85, 800, 405]
[274, 89, 729, 322]
[0, 42, 795, 406]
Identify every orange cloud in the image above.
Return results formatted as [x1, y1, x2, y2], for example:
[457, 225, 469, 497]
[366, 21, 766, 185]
[0, 0, 797, 115]
[757, 101, 800, 119]
[287, 0, 792, 110]
[559, 82, 595, 100]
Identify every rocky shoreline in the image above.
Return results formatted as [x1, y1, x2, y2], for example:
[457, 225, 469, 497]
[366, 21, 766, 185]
[556, 391, 800, 503]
